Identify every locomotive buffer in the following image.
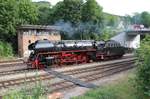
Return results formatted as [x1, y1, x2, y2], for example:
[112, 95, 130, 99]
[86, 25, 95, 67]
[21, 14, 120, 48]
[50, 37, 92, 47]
[45, 69, 97, 89]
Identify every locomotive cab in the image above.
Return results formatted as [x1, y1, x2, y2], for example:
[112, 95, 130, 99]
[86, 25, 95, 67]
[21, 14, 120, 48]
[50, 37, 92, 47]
[96, 41, 105, 50]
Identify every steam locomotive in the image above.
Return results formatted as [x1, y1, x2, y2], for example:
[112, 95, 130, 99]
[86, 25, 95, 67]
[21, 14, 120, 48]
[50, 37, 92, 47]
[27, 39, 125, 69]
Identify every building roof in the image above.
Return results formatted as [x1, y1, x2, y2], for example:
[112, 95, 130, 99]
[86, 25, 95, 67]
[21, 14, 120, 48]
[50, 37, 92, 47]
[18, 25, 61, 30]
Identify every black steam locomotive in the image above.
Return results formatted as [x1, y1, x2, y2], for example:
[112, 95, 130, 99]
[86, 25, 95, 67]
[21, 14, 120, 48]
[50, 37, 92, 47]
[27, 39, 125, 69]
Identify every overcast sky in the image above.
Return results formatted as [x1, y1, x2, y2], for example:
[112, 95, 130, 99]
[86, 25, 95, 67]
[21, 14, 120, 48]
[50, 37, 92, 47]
[32, 0, 150, 16]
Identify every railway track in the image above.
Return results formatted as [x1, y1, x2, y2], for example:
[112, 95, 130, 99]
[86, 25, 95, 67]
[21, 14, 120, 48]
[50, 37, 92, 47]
[0, 54, 134, 76]
[0, 69, 35, 77]
[0, 58, 135, 93]
[0, 58, 23, 64]
[0, 59, 24, 67]
[0, 58, 25, 72]
[48, 59, 135, 92]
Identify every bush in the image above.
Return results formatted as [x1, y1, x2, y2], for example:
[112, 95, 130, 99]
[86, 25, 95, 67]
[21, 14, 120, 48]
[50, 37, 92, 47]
[72, 86, 118, 99]
[72, 71, 149, 99]
[3, 81, 46, 99]
[136, 35, 150, 97]
[0, 41, 13, 57]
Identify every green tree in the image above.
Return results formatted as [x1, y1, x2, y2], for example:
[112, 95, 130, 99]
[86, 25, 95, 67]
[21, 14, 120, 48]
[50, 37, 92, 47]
[129, 12, 150, 28]
[0, 0, 18, 39]
[71, 21, 100, 40]
[80, 0, 103, 40]
[102, 13, 123, 32]
[140, 12, 150, 28]
[18, 0, 38, 24]
[0, 0, 38, 53]
[136, 35, 150, 97]
[131, 13, 141, 24]
[52, 0, 83, 25]
[123, 15, 132, 29]
[81, 0, 103, 24]
[0, 0, 38, 39]
[105, 14, 119, 27]
[99, 28, 116, 40]
[35, 1, 52, 25]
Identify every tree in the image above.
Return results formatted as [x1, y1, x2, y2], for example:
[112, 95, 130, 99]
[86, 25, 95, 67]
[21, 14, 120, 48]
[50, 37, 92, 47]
[136, 35, 150, 97]
[132, 13, 141, 24]
[18, 0, 38, 24]
[103, 13, 119, 28]
[140, 12, 150, 28]
[51, 0, 83, 25]
[34, 1, 52, 25]
[107, 16, 118, 27]
[99, 28, 116, 40]
[0, 0, 38, 53]
[80, 0, 103, 40]
[128, 12, 150, 28]
[0, 0, 38, 40]
[74, 22, 101, 40]
[123, 15, 132, 29]
[50, 0, 84, 39]
[0, 0, 18, 39]
[81, 0, 103, 24]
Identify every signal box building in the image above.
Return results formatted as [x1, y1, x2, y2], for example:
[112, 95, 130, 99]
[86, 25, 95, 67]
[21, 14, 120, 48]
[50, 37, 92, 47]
[17, 25, 61, 57]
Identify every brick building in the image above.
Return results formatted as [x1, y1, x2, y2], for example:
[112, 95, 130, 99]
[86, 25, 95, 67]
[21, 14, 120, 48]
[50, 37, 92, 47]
[17, 25, 61, 57]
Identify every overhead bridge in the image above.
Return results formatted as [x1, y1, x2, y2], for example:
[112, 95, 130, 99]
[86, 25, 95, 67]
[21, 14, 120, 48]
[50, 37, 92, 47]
[126, 29, 150, 35]
[45, 69, 97, 89]
[111, 29, 150, 49]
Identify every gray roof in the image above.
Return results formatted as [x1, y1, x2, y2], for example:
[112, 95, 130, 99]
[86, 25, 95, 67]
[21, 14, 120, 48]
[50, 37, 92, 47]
[18, 25, 61, 30]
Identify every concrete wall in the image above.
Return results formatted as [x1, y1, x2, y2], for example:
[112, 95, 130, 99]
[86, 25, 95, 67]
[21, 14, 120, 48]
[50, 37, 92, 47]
[111, 32, 127, 47]
[111, 32, 140, 49]
[126, 35, 140, 49]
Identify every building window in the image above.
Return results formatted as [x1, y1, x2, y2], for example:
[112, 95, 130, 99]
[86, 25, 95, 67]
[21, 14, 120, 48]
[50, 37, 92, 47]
[23, 30, 29, 35]
[51, 31, 59, 35]
[36, 30, 42, 35]
[28, 40, 31, 44]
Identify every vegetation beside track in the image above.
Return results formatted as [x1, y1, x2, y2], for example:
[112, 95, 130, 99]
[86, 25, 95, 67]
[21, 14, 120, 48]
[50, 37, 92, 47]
[0, 41, 13, 58]
[135, 35, 150, 97]
[72, 70, 148, 99]
[2, 81, 47, 99]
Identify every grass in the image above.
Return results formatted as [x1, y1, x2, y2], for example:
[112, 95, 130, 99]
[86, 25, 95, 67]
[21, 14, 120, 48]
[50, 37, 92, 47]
[0, 56, 18, 61]
[2, 72, 51, 99]
[0, 41, 13, 58]
[72, 70, 149, 99]
[2, 81, 47, 99]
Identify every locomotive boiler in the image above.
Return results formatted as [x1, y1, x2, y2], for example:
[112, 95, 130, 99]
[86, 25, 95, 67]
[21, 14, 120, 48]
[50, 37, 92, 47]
[27, 39, 125, 69]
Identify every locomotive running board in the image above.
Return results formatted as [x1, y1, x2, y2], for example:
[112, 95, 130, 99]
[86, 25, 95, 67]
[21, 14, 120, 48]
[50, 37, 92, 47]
[45, 69, 97, 89]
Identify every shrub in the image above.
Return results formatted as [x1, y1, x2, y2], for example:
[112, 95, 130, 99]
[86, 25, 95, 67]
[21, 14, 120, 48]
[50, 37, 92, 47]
[72, 86, 118, 99]
[0, 41, 13, 57]
[72, 71, 149, 99]
[135, 35, 150, 97]
[2, 81, 46, 99]
[3, 72, 47, 99]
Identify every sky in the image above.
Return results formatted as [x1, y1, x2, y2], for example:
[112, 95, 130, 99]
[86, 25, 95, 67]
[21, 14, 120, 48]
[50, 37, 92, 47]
[32, 0, 150, 16]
